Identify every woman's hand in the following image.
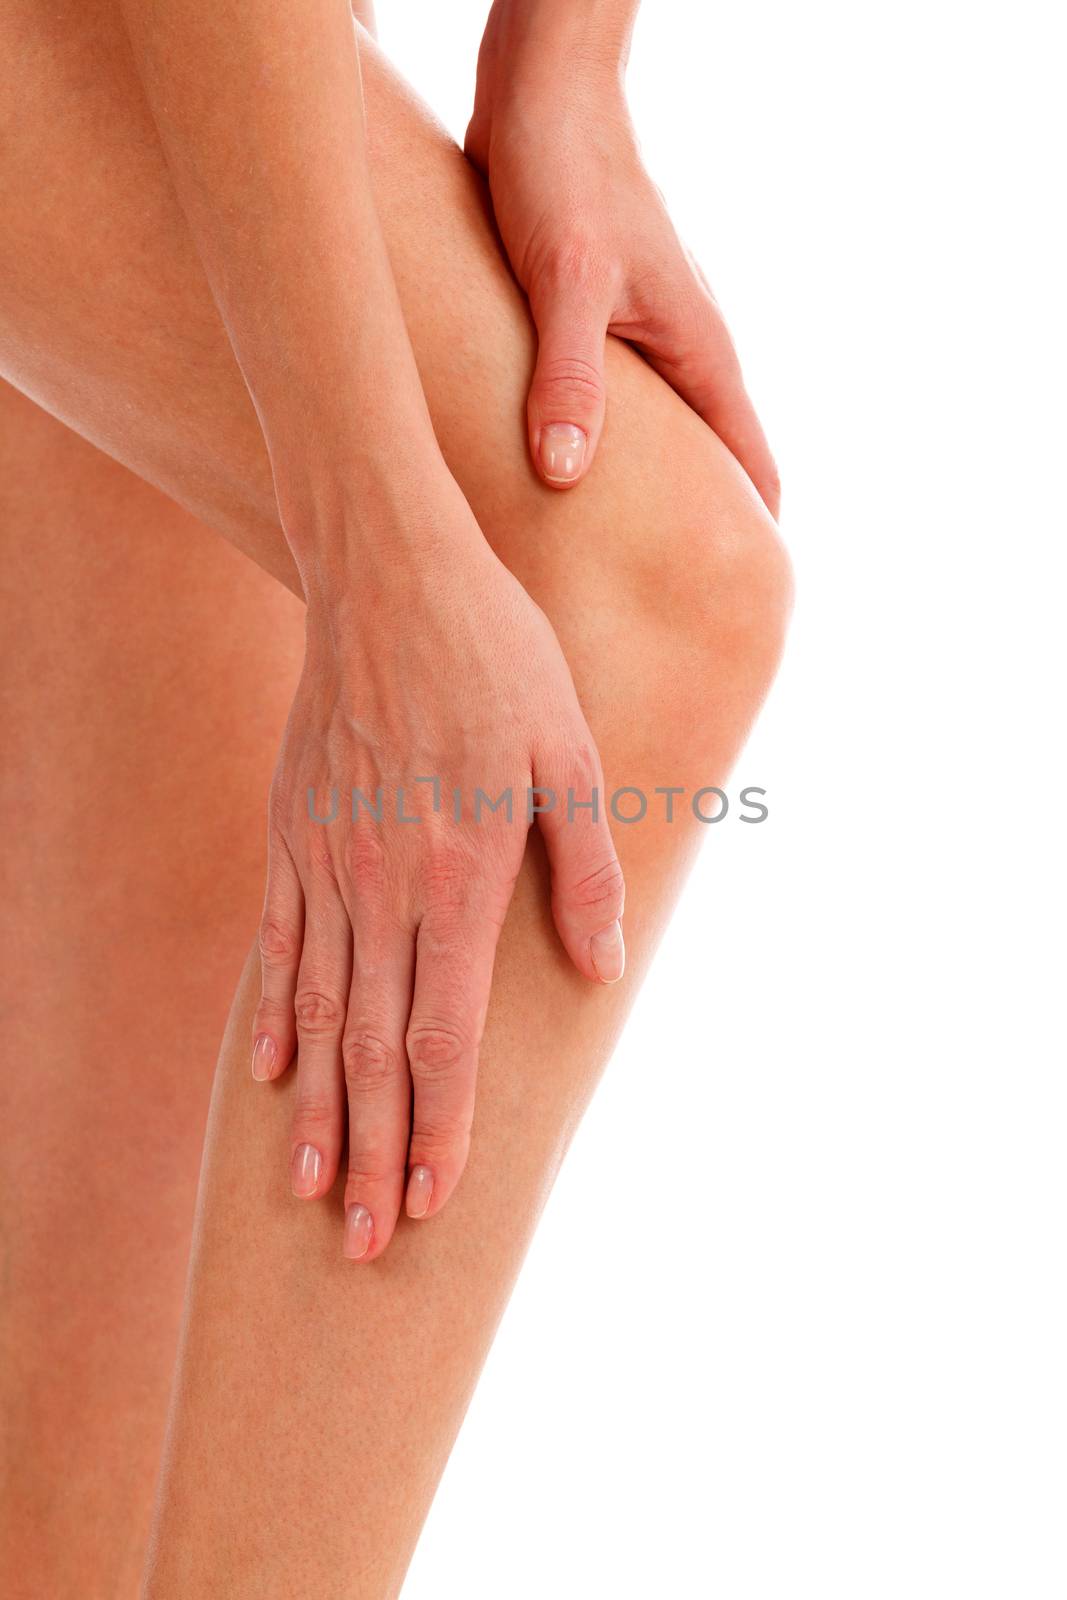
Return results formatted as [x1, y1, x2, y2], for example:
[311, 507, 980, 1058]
[114, 0, 624, 1260]
[251, 467, 625, 1261]
[465, 0, 779, 516]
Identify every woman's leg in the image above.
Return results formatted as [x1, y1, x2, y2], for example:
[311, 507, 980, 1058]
[0, 5, 791, 1594]
[147, 535, 786, 1597]
[0, 383, 306, 1596]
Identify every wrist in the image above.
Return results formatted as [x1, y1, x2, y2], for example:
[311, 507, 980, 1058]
[280, 440, 485, 615]
[477, 0, 634, 116]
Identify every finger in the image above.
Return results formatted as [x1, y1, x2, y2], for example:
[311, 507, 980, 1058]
[252, 831, 304, 1083]
[534, 742, 626, 984]
[527, 270, 613, 490]
[404, 898, 502, 1221]
[287, 874, 351, 1205]
[641, 299, 781, 520]
[339, 918, 416, 1263]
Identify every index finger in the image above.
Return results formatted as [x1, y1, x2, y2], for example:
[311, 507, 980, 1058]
[642, 301, 780, 520]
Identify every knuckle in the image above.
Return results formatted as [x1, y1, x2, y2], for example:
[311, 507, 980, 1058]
[291, 1092, 338, 1132]
[419, 841, 475, 913]
[537, 353, 605, 410]
[539, 231, 614, 295]
[342, 1030, 399, 1093]
[294, 984, 346, 1036]
[653, 270, 718, 335]
[252, 997, 289, 1035]
[412, 1124, 472, 1167]
[406, 1023, 470, 1084]
[306, 834, 339, 883]
[567, 855, 626, 918]
[259, 917, 299, 967]
[623, 262, 672, 325]
[348, 1164, 398, 1203]
[342, 829, 386, 899]
[345, 1162, 398, 1191]
[684, 282, 725, 339]
[566, 738, 602, 790]
[647, 286, 731, 380]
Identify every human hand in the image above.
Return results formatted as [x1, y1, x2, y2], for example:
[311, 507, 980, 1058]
[250, 467, 625, 1261]
[466, 0, 779, 515]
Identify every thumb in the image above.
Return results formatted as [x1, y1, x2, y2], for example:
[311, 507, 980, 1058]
[527, 281, 611, 489]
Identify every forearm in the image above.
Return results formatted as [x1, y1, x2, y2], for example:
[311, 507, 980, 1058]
[118, 0, 445, 596]
[476, 0, 640, 99]
[469, 0, 640, 190]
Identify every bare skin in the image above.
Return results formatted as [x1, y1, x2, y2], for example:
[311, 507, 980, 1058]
[469, 0, 779, 506]
[0, 4, 791, 1595]
[0, 385, 304, 1598]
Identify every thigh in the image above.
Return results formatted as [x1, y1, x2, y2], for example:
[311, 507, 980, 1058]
[0, 0, 772, 618]
[0, 379, 304, 1596]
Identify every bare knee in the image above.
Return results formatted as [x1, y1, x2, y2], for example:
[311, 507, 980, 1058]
[619, 415, 792, 756]
[693, 471, 793, 695]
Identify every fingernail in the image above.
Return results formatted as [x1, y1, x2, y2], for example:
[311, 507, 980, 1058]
[251, 1034, 276, 1081]
[405, 1165, 434, 1219]
[343, 1203, 373, 1261]
[291, 1143, 323, 1199]
[540, 423, 586, 483]
[590, 921, 626, 983]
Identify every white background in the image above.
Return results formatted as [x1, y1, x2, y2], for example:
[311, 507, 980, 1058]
[382, 3, 1066, 1594]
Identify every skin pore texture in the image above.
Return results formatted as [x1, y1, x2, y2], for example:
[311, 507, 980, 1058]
[0, 4, 791, 1596]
